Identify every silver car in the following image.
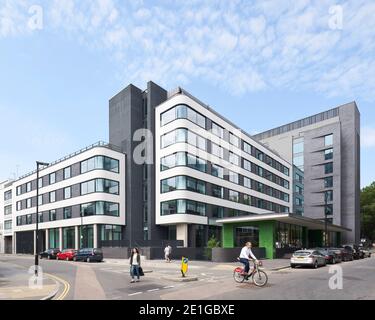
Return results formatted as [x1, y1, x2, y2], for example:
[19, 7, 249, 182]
[291, 250, 327, 269]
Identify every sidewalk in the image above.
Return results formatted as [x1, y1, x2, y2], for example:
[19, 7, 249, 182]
[103, 258, 290, 272]
[0, 261, 59, 300]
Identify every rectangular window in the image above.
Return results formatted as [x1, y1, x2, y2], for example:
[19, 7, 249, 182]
[229, 152, 240, 166]
[26, 182, 32, 192]
[81, 202, 95, 217]
[325, 134, 333, 146]
[49, 191, 56, 203]
[211, 143, 224, 158]
[4, 220, 12, 230]
[64, 166, 71, 179]
[243, 142, 252, 154]
[38, 195, 43, 206]
[243, 159, 251, 172]
[16, 186, 21, 196]
[38, 213, 43, 223]
[17, 216, 22, 226]
[26, 198, 32, 208]
[212, 185, 224, 198]
[243, 177, 251, 189]
[228, 171, 239, 184]
[17, 201, 21, 211]
[161, 107, 176, 126]
[324, 176, 333, 188]
[4, 205, 12, 215]
[4, 190, 12, 201]
[81, 180, 95, 195]
[229, 190, 239, 202]
[38, 178, 43, 188]
[325, 148, 333, 160]
[211, 164, 224, 179]
[325, 204, 333, 216]
[49, 209, 57, 221]
[325, 190, 333, 202]
[96, 179, 119, 195]
[243, 194, 251, 205]
[211, 122, 224, 139]
[27, 214, 32, 224]
[64, 187, 71, 199]
[325, 162, 333, 174]
[63, 207, 72, 219]
[49, 172, 56, 184]
[229, 133, 240, 147]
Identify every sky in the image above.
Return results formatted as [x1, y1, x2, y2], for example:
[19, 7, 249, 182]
[0, 0, 375, 187]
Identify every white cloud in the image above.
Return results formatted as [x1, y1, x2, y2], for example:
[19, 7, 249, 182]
[362, 127, 375, 148]
[2, 0, 375, 100]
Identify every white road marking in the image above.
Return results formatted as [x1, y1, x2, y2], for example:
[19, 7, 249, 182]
[163, 286, 175, 289]
[128, 292, 143, 296]
[147, 289, 160, 292]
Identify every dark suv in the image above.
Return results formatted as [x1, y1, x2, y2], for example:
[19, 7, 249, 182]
[73, 248, 103, 262]
[40, 249, 61, 260]
[342, 244, 362, 260]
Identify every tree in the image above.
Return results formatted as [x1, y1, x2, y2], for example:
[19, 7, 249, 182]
[204, 236, 221, 260]
[360, 182, 375, 241]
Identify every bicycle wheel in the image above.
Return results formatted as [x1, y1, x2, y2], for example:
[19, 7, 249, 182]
[233, 270, 245, 283]
[252, 270, 268, 287]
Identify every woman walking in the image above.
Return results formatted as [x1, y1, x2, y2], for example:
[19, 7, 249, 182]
[129, 248, 141, 283]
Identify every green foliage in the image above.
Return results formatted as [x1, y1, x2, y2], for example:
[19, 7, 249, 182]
[361, 182, 375, 241]
[204, 236, 221, 260]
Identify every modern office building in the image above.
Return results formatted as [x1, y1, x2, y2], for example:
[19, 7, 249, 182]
[253, 102, 360, 244]
[0, 142, 125, 254]
[0, 180, 14, 254]
[0, 81, 360, 259]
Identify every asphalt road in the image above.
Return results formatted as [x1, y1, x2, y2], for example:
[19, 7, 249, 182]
[1, 254, 374, 300]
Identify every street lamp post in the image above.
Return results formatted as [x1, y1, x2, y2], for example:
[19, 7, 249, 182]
[35, 161, 49, 276]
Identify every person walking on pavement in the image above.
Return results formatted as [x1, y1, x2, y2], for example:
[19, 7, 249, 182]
[164, 245, 171, 263]
[130, 247, 141, 283]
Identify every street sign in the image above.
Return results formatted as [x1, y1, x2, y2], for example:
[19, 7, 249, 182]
[181, 257, 188, 277]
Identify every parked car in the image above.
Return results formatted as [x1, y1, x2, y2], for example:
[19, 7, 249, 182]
[290, 250, 327, 269]
[57, 249, 77, 261]
[73, 248, 103, 262]
[358, 244, 372, 258]
[39, 249, 60, 260]
[331, 247, 353, 262]
[315, 248, 342, 264]
[342, 244, 362, 259]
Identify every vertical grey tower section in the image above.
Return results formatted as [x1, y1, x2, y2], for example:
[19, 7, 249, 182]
[253, 102, 361, 243]
[109, 81, 168, 246]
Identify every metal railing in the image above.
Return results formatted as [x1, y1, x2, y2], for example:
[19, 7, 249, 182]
[17, 141, 124, 181]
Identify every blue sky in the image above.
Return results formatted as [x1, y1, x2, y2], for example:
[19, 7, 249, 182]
[1, 0, 375, 187]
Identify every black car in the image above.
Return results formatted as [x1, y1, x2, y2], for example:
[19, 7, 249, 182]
[330, 247, 353, 262]
[73, 248, 103, 262]
[40, 249, 61, 260]
[342, 244, 362, 260]
[315, 248, 342, 264]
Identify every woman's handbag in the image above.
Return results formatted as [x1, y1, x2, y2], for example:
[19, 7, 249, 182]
[138, 266, 145, 276]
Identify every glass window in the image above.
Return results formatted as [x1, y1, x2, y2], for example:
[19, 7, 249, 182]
[212, 164, 224, 179]
[212, 206, 224, 218]
[293, 155, 304, 168]
[49, 209, 57, 221]
[162, 130, 177, 148]
[17, 201, 21, 211]
[16, 186, 21, 196]
[81, 202, 95, 217]
[230, 133, 240, 147]
[229, 190, 239, 202]
[325, 163, 333, 174]
[243, 142, 252, 154]
[17, 216, 22, 226]
[212, 185, 224, 198]
[176, 105, 188, 119]
[325, 134, 333, 146]
[293, 140, 304, 154]
[26, 198, 32, 208]
[161, 107, 176, 126]
[38, 178, 43, 188]
[27, 214, 32, 224]
[26, 182, 32, 192]
[64, 187, 71, 199]
[211, 143, 224, 158]
[4, 190, 12, 201]
[243, 177, 251, 189]
[161, 200, 177, 216]
[211, 122, 224, 138]
[325, 190, 333, 202]
[324, 176, 333, 188]
[229, 152, 240, 166]
[243, 194, 251, 205]
[325, 148, 333, 160]
[96, 179, 119, 195]
[64, 166, 71, 179]
[325, 204, 333, 216]
[49, 172, 56, 184]
[63, 207, 72, 219]
[196, 180, 206, 194]
[228, 171, 239, 184]
[4, 205, 12, 215]
[96, 202, 119, 217]
[243, 159, 251, 172]
[104, 157, 119, 173]
[49, 191, 56, 203]
[81, 180, 95, 195]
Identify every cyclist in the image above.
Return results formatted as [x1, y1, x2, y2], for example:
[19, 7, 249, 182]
[239, 242, 258, 277]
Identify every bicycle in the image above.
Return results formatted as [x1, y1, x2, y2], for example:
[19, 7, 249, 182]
[233, 258, 268, 287]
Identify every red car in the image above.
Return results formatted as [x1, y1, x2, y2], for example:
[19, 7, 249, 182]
[57, 249, 77, 261]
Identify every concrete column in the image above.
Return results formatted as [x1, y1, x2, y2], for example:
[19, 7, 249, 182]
[33, 230, 36, 255]
[93, 224, 98, 248]
[75, 226, 79, 250]
[176, 224, 188, 248]
[13, 232, 17, 254]
[45, 229, 49, 250]
[59, 227, 63, 251]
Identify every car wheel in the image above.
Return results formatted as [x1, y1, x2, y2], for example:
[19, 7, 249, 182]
[87, 257, 91, 263]
[314, 261, 318, 269]
[291, 264, 296, 269]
